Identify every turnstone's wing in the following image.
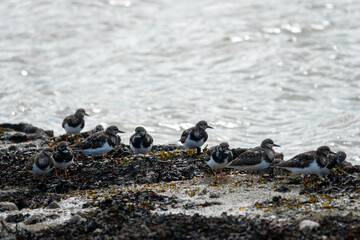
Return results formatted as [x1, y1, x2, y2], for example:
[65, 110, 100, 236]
[143, 134, 153, 148]
[277, 151, 316, 169]
[72, 132, 107, 150]
[54, 144, 73, 163]
[62, 115, 71, 128]
[231, 148, 248, 159]
[180, 127, 193, 143]
[229, 147, 263, 167]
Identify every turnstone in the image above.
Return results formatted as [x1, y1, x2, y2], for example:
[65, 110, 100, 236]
[206, 142, 233, 178]
[228, 138, 280, 172]
[62, 108, 89, 141]
[180, 120, 213, 154]
[80, 124, 104, 138]
[276, 146, 335, 176]
[327, 151, 347, 172]
[129, 126, 153, 154]
[26, 148, 55, 177]
[53, 141, 74, 177]
[72, 126, 124, 158]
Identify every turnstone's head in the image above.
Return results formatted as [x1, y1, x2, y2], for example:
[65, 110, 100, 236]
[334, 151, 347, 165]
[95, 125, 104, 132]
[316, 146, 334, 156]
[56, 141, 69, 152]
[218, 142, 230, 152]
[261, 139, 280, 149]
[134, 126, 147, 138]
[106, 126, 125, 136]
[75, 108, 89, 117]
[195, 120, 213, 130]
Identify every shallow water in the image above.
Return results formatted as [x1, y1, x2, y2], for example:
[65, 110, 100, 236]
[1, 0, 359, 163]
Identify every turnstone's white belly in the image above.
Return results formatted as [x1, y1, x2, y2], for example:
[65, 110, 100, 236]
[79, 142, 113, 155]
[207, 156, 228, 170]
[54, 157, 74, 169]
[283, 161, 329, 175]
[183, 135, 205, 149]
[32, 163, 53, 175]
[130, 143, 152, 154]
[231, 159, 270, 171]
[64, 123, 83, 134]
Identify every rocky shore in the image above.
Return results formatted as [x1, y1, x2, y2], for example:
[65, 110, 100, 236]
[1, 123, 360, 239]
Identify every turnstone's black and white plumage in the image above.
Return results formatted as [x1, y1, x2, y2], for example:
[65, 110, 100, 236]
[80, 124, 104, 138]
[206, 142, 233, 178]
[129, 126, 153, 154]
[72, 126, 124, 157]
[228, 139, 280, 172]
[276, 146, 336, 175]
[26, 148, 55, 176]
[62, 108, 89, 141]
[180, 120, 213, 153]
[53, 141, 74, 177]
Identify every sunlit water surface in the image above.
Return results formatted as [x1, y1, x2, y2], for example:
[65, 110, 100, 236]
[1, 0, 360, 164]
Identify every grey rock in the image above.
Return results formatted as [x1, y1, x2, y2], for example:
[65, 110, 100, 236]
[93, 228, 103, 234]
[0, 202, 18, 212]
[68, 214, 85, 224]
[46, 201, 60, 209]
[299, 220, 320, 231]
[24, 214, 46, 225]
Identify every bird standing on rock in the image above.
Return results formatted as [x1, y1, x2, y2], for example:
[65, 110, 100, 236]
[275, 146, 337, 177]
[62, 108, 89, 142]
[129, 126, 153, 154]
[71, 126, 124, 159]
[206, 142, 233, 178]
[228, 138, 280, 172]
[180, 120, 213, 154]
[53, 141, 74, 177]
[26, 148, 55, 179]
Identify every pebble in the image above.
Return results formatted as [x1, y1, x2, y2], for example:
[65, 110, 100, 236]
[299, 220, 320, 231]
[46, 201, 60, 209]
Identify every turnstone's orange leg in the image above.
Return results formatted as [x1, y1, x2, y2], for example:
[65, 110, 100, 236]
[65, 134, 68, 142]
[212, 170, 219, 179]
[65, 169, 68, 177]
[55, 168, 58, 177]
[91, 155, 94, 160]
[220, 169, 228, 178]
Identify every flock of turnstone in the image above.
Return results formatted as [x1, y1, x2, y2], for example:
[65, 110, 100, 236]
[26, 108, 347, 180]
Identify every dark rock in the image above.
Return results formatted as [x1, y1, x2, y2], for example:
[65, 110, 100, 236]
[5, 213, 28, 223]
[276, 186, 290, 193]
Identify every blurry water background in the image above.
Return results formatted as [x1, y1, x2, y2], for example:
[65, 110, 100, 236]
[1, 0, 359, 164]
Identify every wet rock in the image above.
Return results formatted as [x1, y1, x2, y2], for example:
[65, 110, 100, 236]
[48, 214, 60, 220]
[276, 185, 290, 193]
[46, 201, 60, 209]
[0, 202, 18, 212]
[5, 213, 28, 223]
[24, 214, 46, 225]
[68, 214, 85, 224]
[93, 228, 103, 234]
[299, 220, 320, 231]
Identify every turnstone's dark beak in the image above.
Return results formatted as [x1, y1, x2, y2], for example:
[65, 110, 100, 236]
[85, 113, 90, 116]
[207, 125, 214, 129]
[118, 130, 125, 133]
[329, 151, 335, 154]
[273, 143, 281, 147]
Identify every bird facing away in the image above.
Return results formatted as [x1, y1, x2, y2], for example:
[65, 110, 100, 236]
[129, 126, 153, 154]
[180, 120, 213, 153]
[62, 108, 89, 141]
[228, 139, 280, 172]
[206, 142, 233, 179]
[71, 126, 124, 157]
[80, 124, 104, 138]
[26, 148, 55, 176]
[275, 146, 336, 175]
[53, 141, 74, 177]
